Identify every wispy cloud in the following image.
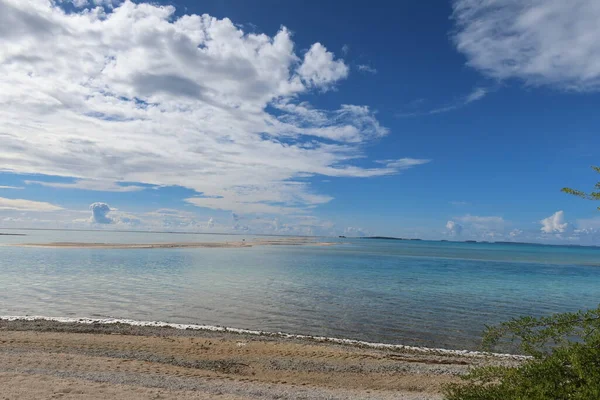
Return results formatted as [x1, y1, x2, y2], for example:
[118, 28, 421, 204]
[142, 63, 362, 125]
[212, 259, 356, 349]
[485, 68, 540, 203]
[0, 197, 62, 211]
[397, 87, 489, 117]
[357, 64, 377, 74]
[25, 179, 145, 192]
[0, 0, 428, 217]
[452, 0, 600, 91]
[0, 186, 24, 190]
[376, 158, 431, 170]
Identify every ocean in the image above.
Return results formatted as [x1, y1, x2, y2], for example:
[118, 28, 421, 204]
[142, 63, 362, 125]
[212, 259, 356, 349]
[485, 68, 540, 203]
[1, 229, 599, 351]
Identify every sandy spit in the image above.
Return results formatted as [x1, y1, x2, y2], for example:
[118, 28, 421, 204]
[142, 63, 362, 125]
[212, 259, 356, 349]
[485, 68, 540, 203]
[0, 319, 522, 400]
[9, 237, 337, 249]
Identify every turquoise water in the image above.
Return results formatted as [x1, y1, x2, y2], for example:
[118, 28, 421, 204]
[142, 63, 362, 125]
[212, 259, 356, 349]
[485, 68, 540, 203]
[1, 229, 599, 350]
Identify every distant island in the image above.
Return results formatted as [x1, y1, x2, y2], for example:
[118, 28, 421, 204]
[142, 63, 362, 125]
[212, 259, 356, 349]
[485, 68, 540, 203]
[362, 236, 407, 240]
[356, 237, 600, 248]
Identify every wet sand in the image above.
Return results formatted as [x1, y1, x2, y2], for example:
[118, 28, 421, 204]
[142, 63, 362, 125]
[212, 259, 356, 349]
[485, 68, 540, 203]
[10, 237, 336, 249]
[0, 319, 521, 400]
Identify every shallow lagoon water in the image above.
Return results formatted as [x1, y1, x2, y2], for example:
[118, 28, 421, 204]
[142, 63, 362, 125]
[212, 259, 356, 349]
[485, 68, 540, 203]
[1, 229, 599, 350]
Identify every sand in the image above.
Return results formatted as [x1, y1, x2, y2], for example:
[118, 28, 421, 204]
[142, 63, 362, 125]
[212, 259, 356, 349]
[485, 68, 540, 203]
[0, 320, 521, 400]
[9, 237, 336, 249]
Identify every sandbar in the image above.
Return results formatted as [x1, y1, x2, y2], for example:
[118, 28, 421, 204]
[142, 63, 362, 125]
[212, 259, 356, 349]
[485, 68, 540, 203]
[10, 237, 337, 249]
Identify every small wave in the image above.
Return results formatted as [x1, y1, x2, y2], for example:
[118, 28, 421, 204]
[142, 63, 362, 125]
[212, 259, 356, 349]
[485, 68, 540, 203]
[0, 315, 529, 360]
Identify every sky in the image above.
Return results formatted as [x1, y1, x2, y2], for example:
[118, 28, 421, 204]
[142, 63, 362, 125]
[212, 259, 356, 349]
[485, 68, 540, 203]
[0, 0, 599, 244]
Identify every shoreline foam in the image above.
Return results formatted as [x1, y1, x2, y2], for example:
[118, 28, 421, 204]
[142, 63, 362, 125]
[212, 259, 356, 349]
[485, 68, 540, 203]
[0, 315, 530, 360]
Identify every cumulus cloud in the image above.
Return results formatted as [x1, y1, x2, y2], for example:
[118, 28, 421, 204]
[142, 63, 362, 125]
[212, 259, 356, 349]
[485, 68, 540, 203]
[207, 217, 214, 228]
[540, 210, 570, 234]
[446, 220, 463, 236]
[298, 43, 349, 89]
[0, 197, 62, 211]
[0, 0, 427, 216]
[452, 0, 600, 91]
[89, 202, 112, 224]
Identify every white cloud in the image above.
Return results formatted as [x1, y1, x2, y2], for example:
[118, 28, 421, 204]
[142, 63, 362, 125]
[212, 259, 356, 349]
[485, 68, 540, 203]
[509, 229, 523, 238]
[398, 87, 489, 117]
[207, 217, 214, 228]
[26, 179, 144, 192]
[540, 210, 570, 233]
[0, 185, 23, 189]
[298, 43, 349, 89]
[92, 0, 118, 7]
[452, 0, 600, 91]
[0, 0, 427, 216]
[89, 202, 112, 224]
[357, 65, 377, 74]
[86, 202, 140, 225]
[377, 158, 430, 170]
[69, 0, 89, 7]
[446, 220, 463, 236]
[465, 87, 487, 103]
[0, 197, 62, 211]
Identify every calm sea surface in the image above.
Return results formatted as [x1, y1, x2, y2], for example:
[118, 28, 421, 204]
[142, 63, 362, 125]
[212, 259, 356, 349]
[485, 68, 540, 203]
[1, 229, 600, 350]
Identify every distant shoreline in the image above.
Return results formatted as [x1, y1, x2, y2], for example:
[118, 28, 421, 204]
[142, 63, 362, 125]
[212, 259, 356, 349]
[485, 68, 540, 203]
[361, 236, 599, 248]
[2, 228, 598, 248]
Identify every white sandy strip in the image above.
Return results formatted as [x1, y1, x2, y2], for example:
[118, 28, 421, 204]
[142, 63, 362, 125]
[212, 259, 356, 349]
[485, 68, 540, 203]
[0, 316, 530, 360]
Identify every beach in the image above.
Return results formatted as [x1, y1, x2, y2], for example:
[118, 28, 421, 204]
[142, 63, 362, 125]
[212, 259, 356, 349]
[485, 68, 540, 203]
[0, 319, 520, 400]
[2, 231, 599, 398]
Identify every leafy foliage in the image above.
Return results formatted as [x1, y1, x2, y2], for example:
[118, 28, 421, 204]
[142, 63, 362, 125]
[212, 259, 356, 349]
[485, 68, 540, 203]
[445, 168, 600, 399]
[444, 307, 600, 400]
[561, 166, 600, 210]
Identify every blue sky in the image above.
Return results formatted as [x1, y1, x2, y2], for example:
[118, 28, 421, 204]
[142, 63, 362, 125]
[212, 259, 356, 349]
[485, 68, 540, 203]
[0, 0, 599, 243]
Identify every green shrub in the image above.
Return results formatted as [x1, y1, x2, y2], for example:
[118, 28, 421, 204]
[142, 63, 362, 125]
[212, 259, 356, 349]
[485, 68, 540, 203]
[444, 307, 600, 400]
